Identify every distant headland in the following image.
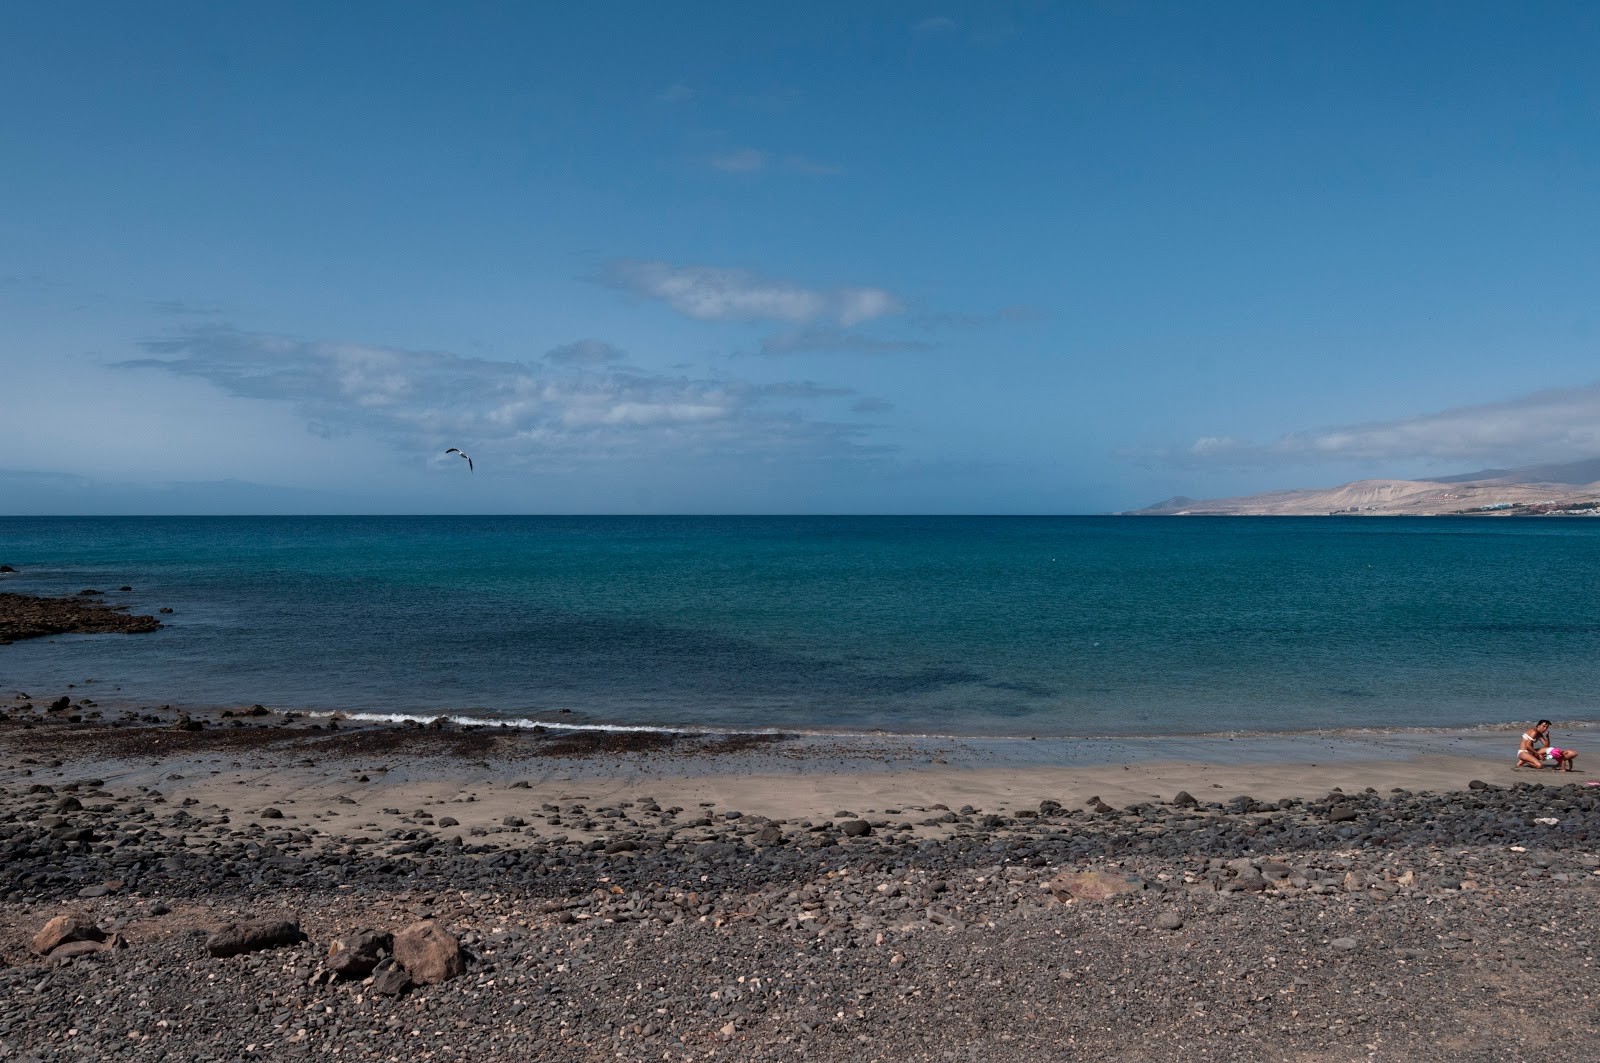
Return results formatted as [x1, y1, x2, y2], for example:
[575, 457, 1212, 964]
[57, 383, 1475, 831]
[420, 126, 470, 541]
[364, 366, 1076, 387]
[1131, 457, 1600, 517]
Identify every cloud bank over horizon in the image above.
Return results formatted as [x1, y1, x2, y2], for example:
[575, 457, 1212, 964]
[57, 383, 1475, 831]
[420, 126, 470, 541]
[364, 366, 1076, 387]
[118, 326, 888, 473]
[1158, 382, 1600, 474]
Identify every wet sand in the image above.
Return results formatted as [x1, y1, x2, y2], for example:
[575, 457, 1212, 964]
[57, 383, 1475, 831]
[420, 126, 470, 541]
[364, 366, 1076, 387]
[4, 704, 1595, 845]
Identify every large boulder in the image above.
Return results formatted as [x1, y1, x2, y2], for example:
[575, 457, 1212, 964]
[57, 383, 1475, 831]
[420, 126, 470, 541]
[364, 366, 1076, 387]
[32, 914, 105, 955]
[392, 920, 465, 985]
[204, 919, 306, 958]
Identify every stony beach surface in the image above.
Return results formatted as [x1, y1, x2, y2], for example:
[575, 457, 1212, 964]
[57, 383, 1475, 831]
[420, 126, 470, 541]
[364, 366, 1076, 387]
[1, 704, 1599, 1061]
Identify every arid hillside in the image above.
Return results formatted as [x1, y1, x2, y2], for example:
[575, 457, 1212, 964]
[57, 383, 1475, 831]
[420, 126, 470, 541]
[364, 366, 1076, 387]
[1134, 476, 1600, 516]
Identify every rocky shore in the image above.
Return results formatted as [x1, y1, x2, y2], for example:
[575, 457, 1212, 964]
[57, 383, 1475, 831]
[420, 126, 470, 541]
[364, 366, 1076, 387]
[0, 590, 162, 644]
[1, 710, 1598, 1061]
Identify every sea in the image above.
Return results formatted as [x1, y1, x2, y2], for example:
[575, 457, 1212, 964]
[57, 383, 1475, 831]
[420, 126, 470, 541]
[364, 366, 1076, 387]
[2, 515, 1598, 738]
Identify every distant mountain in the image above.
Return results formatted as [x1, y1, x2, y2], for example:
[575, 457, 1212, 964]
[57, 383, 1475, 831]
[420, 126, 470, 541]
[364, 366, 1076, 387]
[1132, 466, 1600, 516]
[1427, 457, 1600, 486]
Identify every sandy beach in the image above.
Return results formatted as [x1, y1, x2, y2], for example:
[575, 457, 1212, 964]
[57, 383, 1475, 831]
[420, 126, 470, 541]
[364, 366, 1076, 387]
[10, 712, 1592, 830]
[3, 702, 1600, 1061]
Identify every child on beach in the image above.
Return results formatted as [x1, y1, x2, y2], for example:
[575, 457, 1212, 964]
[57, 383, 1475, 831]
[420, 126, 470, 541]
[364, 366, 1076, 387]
[1518, 720, 1578, 772]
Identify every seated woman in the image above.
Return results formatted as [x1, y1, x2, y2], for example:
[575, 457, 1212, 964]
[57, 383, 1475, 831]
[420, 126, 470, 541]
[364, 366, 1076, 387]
[1518, 720, 1579, 772]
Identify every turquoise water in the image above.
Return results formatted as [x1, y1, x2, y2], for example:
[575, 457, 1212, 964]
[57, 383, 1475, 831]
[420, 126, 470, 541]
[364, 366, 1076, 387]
[2, 516, 1598, 736]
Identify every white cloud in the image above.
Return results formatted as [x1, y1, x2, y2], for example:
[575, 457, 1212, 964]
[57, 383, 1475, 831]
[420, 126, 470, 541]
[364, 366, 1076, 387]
[1161, 382, 1600, 468]
[603, 260, 903, 326]
[118, 327, 884, 469]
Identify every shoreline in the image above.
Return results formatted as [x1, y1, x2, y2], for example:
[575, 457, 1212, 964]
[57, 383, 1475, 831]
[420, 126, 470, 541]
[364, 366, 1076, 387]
[11, 677, 1600, 745]
[4, 707, 1600, 1059]
[4, 700, 1597, 824]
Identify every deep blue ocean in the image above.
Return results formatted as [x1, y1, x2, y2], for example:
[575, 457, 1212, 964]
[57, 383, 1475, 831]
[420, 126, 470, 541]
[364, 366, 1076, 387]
[2, 516, 1598, 737]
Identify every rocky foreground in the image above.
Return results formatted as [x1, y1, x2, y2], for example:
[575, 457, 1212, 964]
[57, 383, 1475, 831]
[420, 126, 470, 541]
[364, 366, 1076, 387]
[2, 719, 1599, 1061]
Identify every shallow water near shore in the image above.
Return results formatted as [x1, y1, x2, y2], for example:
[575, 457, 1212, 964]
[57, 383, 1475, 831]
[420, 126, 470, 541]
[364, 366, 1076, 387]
[4, 514, 1600, 737]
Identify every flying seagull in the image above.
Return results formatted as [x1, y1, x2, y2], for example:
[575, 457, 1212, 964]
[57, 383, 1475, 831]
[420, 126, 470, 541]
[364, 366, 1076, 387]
[444, 448, 474, 472]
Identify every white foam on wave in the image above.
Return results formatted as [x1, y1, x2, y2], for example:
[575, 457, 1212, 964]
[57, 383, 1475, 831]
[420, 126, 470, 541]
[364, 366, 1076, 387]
[303, 708, 1600, 744]
[316, 709, 796, 738]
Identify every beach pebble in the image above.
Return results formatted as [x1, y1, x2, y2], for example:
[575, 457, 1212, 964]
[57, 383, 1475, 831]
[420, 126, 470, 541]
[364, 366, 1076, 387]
[1044, 870, 1142, 902]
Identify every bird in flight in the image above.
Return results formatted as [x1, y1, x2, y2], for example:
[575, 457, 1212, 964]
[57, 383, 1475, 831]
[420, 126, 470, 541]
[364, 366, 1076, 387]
[445, 448, 474, 472]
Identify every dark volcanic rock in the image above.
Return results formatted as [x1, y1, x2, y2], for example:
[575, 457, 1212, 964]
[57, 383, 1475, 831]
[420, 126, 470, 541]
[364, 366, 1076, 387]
[204, 919, 306, 957]
[370, 964, 414, 996]
[0, 591, 162, 642]
[327, 929, 393, 978]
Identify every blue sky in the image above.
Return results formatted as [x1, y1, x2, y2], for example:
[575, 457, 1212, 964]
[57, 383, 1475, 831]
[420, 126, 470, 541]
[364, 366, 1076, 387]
[4, 1, 1600, 514]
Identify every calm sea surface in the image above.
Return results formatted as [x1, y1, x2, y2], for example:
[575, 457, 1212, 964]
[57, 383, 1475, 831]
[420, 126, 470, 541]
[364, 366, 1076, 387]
[2, 516, 1598, 737]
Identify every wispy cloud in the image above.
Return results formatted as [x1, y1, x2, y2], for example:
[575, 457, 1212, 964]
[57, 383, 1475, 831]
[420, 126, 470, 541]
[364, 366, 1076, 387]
[148, 298, 224, 317]
[759, 381, 857, 400]
[759, 328, 933, 356]
[749, 302, 1036, 357]
[706, 149, 841, 176]
[1152, 382, 1600, 469]
[914, 16, 958, 35]
[544, 338, 626, 366]
[709, 148, 770, 173]
[117, 327, 887, 469]
[781, 155, 842, 176]
[602, 260, 903, 327]
[656, 83, 702, 105]
[914, 305, 1046, 330]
